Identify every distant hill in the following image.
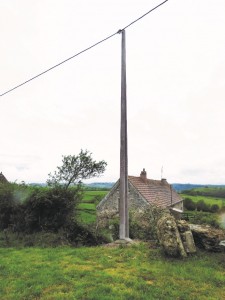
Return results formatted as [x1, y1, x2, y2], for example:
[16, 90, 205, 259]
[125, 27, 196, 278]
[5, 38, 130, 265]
[84, 182, 114, 189]
[172, 183, 225, 192]
[28, 182, 225, 192]
[85, 182, 225, 192]
[29, 182, 114, 189]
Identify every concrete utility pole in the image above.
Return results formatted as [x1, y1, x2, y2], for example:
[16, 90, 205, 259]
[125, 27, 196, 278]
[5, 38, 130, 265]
[119, 29, 129, 240]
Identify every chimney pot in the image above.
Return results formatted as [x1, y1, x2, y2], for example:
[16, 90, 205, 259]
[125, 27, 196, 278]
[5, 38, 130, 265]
[161, 178, 167, 184]
[140, 168, 147, 182]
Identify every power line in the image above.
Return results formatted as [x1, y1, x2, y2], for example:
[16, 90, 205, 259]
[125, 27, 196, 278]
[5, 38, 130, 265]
[1, 0, 168, 97]
[123, 0, 168, 30]
[0, 31, 118, 97]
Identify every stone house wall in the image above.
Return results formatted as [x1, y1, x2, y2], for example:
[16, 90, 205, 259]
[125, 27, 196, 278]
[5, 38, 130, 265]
[96, 180, 149, 216]
[172, 201, 183, 211]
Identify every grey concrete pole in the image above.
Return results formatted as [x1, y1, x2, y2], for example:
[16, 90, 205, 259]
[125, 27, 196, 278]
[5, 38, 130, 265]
[119, 29, 129, 240]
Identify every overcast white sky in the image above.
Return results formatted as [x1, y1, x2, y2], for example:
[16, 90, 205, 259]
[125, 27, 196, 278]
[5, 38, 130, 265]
[1, 0, 225, 184]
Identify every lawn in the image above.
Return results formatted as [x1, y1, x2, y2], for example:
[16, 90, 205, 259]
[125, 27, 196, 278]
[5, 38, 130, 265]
[0, 244, 224, 300]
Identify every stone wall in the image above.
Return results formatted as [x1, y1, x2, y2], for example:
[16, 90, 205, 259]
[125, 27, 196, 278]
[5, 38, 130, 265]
[97, 181, 149, 214]
[96, 181, 150, 232]
[96, 181, 120, 213]
[172, 201, 183, 211]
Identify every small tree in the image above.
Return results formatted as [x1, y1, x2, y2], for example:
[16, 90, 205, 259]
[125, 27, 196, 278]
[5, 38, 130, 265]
[210, 204, 220, 213]
[23, 187, 78, 232]
[0, 183, 15, 230]
[196, 200, 210, 212]
[47, 149, 107, 189]
[183, 198, 196, 211]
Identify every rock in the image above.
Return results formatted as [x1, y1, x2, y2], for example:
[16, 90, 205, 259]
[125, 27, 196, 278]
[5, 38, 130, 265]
[157, 214, 187, 258]
[183, 231, 197, 254]
[190, 224, 225, 252]
[219, 240, 225, 247]
[177, 220, 190, 233]
[177, 220, 196, 254]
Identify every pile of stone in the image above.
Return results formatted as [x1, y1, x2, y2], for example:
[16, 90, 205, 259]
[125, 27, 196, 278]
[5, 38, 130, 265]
[190, 224, 225, 252]
[157, 212, 225, 258]
[157, 214, 196, 258]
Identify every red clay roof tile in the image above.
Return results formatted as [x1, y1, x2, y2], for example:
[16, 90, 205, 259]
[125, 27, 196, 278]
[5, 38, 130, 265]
[128, 176, 182, 208]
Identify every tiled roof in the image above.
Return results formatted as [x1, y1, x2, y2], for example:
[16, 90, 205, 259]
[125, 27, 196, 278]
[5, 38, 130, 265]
[128, 176, 182, 208]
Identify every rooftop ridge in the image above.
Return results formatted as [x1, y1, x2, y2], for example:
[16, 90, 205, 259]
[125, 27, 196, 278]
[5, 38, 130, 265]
[128, 175, 182, 208]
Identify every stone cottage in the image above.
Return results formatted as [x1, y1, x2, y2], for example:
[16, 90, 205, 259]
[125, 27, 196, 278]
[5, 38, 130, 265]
[96, 169, 183, 220]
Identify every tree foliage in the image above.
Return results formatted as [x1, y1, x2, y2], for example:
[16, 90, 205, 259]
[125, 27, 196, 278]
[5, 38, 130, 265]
[183, 198, 196, 211]
[23, 187, 79, 233]
[0, 183, 15, 230]
[183, 197, 221, 214]
[47, 149, 107, 189]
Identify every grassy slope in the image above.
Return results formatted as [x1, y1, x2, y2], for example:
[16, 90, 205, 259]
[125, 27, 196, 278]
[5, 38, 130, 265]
[181, 194, 225, 208]
[189, 187, 225, 197]
[0, 244, 225, 300]
[77, 190, 108, 224]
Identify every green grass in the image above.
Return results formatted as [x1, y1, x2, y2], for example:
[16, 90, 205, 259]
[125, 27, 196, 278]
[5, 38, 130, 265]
[181, 194, 225, 227]
[77, 190, 108, 224]
[83, 190, 108, 201]
[79, 203, 96, 210]
[0, 244, 224, 300]
[181, 194, 225, 208]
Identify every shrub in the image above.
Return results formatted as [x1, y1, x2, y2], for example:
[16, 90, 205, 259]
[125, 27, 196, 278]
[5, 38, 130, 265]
[23, 187, 80, 233]
[65, 219, 109, 246]
[191, 212, 220, 228]
[196, 200, 211, 212]
[0, 183, 16, 230]
[210, 204, 220, 213]
[184, 198, 196, 211]
[104, 207, 165, 242]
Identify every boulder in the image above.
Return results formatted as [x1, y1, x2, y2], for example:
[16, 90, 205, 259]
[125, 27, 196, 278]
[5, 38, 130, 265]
[157, 214, 187, 258]
[177, 220, 196, 254]
[190, 224, 225, 252]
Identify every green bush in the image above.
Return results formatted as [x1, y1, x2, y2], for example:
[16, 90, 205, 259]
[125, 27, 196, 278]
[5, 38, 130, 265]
[23, 187, 79, 233]
[65, 219, 109, 246]
[0, 183, 108, 246]
[105, 208, 163, 242]
[0, 183, 16, 230]
[184, 198, 196, 211]
[191, 211, 220, 228]
[210, 204, 220, 213]
[196, 200, 211, 212]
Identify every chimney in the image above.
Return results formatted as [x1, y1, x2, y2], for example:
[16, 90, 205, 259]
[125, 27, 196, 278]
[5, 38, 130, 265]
[140, 168, 147, 183]
[161, 178, 167, 184]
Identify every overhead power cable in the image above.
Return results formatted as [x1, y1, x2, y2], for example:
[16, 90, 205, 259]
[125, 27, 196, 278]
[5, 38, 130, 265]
[1, 0, 168, 97]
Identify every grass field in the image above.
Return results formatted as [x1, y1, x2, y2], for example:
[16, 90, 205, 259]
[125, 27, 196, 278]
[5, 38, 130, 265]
[181, 194, 225, 208]
[0, 243, 225, 300]
[82, 190, 109, 202]
[77, 190, 108, 224]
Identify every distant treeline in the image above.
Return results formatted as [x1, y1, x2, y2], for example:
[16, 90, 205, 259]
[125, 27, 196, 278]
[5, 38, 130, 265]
[172, 183, 225, 192]
[183, 198, 222, 213]
[183, 187, 225, 198]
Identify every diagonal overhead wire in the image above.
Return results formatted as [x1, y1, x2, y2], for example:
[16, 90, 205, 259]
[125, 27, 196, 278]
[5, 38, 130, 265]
[1, 0, 168, 97]
[0, 31, 118, 97]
